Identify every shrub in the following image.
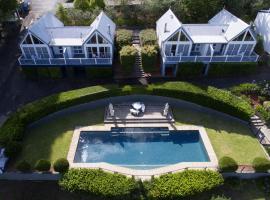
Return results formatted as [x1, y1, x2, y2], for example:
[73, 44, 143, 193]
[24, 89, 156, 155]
[211, 195, 231, 200]
[177, 62, 205, 78]
[230, 83, 260, 96]
[59, 169, 139, 199]
[120, 45, 137, 74]
[208, 63, 257, 77]
[53, 158, 69, 173]
[141, 45, 158, 72]
[146, 170, 224, 199]
[116, 29, 133, 49]
[16, 160, 31, 172]
[139, 29, 157, 46]
[218, 156, 238, 172]
[74, 0, 91, 11]
[48, 67, 62, 79]
[37, 67, 50, 78]
[255, 35, 265, 56]
[35, 159, 51, 172]
[252, 157, 270, 172]
[21, 67, 38, 79]
[255, 105, 270, 124]
[85, 67, 113, 79]
[4, 141, 22, 158]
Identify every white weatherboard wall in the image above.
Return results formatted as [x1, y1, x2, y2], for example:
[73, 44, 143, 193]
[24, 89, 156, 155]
[255, 10, 270, 54]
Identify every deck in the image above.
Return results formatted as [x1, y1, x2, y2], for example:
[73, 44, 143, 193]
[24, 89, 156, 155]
[104, 103, 175, 124]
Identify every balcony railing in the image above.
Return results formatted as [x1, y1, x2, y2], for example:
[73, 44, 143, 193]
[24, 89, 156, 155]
[18, 56, 112, 66]
[163, 52, 259, 63]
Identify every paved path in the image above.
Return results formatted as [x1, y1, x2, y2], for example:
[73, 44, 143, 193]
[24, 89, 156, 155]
[30, 0, 61, 17]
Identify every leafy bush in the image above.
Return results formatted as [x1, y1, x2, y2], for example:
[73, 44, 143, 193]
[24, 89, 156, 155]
[48, 67, 62, 79]
[211, 195, 231, 200]
[208, 63, 257, 77]
[177, 62, 205, 78]
[59, 169, 139, 199]
[4, 141, 22, 158]
[218, 156, 238, 172]
[230, 83, 260, 96]
[141, 45, 158, 72]
[16, 160, 31, 172]
[116, 29, 133, 49]
[146, 170, 224, 199]
[37, 67, 51, 78]
[139, 29, 157, 46]
[153, 82, 254, 121]
[53, 158, 69, 173]
[74, 0, 91, 11]
[255, 35, 265, 56]
[21, 67, 38, 79]
[120, 45, 137, 74]
[255, 105, 270, 124]
[252, 157, 270, 172]
[85, 67, 113, 79]
[35, 159, 51, 172]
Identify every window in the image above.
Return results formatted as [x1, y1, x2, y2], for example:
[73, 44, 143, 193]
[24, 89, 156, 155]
[23, 35, 33, 44]
[180, 32, 189, 41]
[36, 47, 49, 58]
[87, 47, 98, 58]
[169, 32, 179, 41]
[244, 31, 254, 41]
[233, 33, 245, 41]
[73, 46, 85, 58]
[32, 35, 44, 44]
[239, 44, 253, 55]
[226, 44, 240, 55]
[89, 34, 97, 44]
[177, 44, 189, 56]
[99, 47, 110, 57]
[97, 34, 108, 44]
[58, 47, 63, 54]
[23, 47, 36, 58]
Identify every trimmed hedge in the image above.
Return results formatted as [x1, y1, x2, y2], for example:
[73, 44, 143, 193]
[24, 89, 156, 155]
[230, 83, 261, 96]
[37, 67, 51, 78]
[85, 67, 113, 79]
[35, 159, 51, 172]
[0, 82, 254, 158]
[120, 45, 137, 74]
[207, 63, 257, 77]
[53, 158, 69, 173]
[141, 45, 158, 72]
[146, 170, 224, 199]
[218, 156, 238, 172]
[177, 62, 205, 78]
[116, 29, 133, 49]
[16, 160, 31, 172]
[59, 169, 139, 200]
[21, 67, 38, 79]
[48, 67, 62, 78]
[252, 157, 270, 172]
[139, 29, 157, 46]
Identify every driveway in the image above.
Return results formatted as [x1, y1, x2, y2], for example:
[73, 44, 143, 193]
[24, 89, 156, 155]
[30, 0, 64, 17]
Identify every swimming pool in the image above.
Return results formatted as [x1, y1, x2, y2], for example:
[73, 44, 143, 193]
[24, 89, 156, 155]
[73, 127, 210, 169]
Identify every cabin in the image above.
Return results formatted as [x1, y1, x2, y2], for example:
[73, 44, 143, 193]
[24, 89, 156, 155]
[254, 9, 270, 54]
[19, 11, 116, 67]
[156, 9, 258, 76]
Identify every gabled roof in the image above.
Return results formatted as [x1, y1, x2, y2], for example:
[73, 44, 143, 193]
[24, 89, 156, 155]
[156, 9, 182, 45]
[209, 9, 250, 41]
[182, 24, 228, 43]
[29, 13, 64, 44]
[27, 11, 116, 46]
[254, 10, 270, 54]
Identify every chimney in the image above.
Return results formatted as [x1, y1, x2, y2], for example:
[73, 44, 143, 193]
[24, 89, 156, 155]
[164, 23, 168, 33]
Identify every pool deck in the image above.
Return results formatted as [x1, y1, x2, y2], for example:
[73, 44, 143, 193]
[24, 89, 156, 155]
[67, 124, 218, 180]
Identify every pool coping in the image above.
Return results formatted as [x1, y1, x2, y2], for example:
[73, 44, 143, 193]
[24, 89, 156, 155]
[67, 124, 218, 180]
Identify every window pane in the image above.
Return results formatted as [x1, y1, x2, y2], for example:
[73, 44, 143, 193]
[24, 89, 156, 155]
[244, 31, 254, 41]
[180, 32, 189, 41]
[233, 33, 245, 41]
[32, 35, 44, 44]
[169, 32, 179, 41]
[23, 35, 33, 44]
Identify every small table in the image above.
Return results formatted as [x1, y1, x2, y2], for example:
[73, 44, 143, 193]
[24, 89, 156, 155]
[132, 102, 143, 111]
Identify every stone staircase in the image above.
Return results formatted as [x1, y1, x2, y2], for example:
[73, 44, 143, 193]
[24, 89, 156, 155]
[250, 115, 270, 145]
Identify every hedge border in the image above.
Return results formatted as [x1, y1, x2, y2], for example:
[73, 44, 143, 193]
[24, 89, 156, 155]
[0, 82, 254, 158]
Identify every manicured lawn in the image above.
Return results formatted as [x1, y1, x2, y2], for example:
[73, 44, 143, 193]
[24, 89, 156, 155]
[14, 105, 266, 167]
[174, 108, 267, 165]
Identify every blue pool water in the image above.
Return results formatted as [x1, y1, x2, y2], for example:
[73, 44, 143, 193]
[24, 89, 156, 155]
[74, 127, 209, 169]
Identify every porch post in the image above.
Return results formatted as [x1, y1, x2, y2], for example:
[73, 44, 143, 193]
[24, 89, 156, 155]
[162, 63, 166, 76]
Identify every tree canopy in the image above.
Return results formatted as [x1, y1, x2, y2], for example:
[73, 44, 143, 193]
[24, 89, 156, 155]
[0, 0, 18, 20]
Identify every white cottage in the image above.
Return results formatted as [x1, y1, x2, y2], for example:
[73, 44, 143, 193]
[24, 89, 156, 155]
[156, 9, 258, 76]
[254, 9, 270, 54]
[19, 11, 116, 66]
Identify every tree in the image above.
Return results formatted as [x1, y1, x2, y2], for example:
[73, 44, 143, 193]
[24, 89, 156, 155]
[74, 0, 91, 11]
[0, 0, 18, 20]
[57, 4, 70, 25]
[89, 0, 105, 9]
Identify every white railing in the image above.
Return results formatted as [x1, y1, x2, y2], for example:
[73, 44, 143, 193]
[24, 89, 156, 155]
[163, 51, 259, 63]
[18, 56, 112, 66]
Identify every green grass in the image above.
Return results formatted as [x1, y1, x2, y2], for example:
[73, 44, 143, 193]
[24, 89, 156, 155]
[14, 105, 266, 167]
[15, 108, 103, 165]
